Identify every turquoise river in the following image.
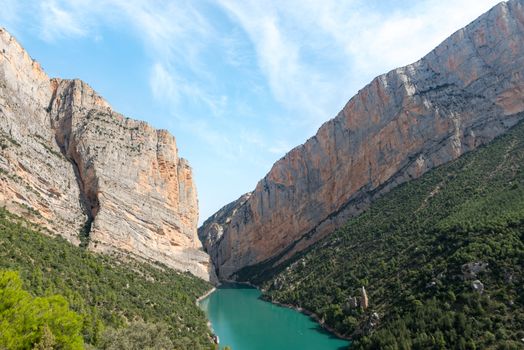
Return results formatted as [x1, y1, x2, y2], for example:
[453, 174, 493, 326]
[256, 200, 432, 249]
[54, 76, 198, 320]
[199, 283, 350, 350]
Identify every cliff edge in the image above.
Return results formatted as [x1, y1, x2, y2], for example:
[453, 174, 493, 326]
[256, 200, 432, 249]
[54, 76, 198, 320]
[200, 0, 524, 280]
[0, 28, 212, 280]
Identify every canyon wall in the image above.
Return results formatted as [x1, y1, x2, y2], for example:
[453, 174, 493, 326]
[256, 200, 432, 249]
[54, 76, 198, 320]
[0, 28, 212, 280]
[200, 0, 524, 280]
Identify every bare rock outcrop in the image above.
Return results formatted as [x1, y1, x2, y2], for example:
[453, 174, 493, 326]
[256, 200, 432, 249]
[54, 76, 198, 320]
[0, 28, 212, 280]
[200, 0, 524, 280]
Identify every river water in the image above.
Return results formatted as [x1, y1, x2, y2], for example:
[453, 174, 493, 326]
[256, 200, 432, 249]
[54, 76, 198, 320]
[199, 283, 350, 350]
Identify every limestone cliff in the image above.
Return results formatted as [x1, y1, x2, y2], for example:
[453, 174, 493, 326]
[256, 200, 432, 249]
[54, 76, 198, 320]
[0, 28, 211, 280]
[200, 0, 524, 280]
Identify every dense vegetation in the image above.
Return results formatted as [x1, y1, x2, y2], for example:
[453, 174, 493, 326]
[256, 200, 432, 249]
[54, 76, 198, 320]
[260, 121, 524, 349]
[0, 270, 83, 349]
[0, 208, 214, 349]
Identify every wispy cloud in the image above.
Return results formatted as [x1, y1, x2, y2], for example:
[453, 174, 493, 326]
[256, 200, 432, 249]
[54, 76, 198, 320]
[217, 0, 501, 130]
[39, 0, 93, 41]
[3, 0, 503, 220]
[17, 0, 502, 153]
[334, 0, 502, 75]
[29, 0, 235, 155]
[217, 0, 335, 128]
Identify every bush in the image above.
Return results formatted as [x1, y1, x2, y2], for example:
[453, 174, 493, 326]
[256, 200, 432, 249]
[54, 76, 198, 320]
[98, 321, 173, 350]
[0, 270, 84, 349]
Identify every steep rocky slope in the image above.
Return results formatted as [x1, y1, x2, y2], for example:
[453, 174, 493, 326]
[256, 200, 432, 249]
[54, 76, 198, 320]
[200, 0, 524, 280]
[262, 115, 524, 349]
[0, 28, 212, 280]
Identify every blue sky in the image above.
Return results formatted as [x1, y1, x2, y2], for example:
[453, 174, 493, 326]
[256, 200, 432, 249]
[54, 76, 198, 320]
[1, 0, 501, 223]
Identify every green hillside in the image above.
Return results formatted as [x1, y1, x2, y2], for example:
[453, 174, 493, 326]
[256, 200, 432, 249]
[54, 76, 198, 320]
[260, 120, 524, 349]
[0, 208, 214, 349]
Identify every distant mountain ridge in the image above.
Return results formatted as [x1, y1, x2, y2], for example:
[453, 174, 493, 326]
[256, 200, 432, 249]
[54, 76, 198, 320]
[0, 28, 212, 280]
[200, 0, 524, 280]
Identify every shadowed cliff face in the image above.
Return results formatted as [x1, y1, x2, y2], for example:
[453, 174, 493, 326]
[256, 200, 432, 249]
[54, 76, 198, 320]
[0, 28, 212, 281]
[200, 0, 524, 280]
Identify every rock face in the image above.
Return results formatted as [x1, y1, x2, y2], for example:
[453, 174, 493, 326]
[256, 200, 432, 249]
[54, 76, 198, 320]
[200, 0, 524, 280]
[0, 28, 212, 280]
[360, 287, 369, 310]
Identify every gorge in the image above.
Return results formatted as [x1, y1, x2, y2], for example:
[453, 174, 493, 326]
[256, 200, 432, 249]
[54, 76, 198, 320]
[199, 0, 524, 282]
[0, 0, 524, 349]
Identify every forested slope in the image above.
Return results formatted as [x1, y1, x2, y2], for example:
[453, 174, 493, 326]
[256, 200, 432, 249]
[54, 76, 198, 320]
[0, 209, 214, 349]
[261, 119, 524, 349]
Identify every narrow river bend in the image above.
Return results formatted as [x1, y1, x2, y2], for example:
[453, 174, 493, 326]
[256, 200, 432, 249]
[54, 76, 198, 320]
[199, 283, 350, 350]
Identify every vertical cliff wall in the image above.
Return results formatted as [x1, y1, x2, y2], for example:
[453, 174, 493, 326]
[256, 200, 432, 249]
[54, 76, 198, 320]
[0, 28, 212, 280]
[200, 0, 524, 280]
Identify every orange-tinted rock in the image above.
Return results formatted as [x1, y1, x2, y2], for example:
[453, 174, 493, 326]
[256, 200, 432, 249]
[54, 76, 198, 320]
[200, 0, 524, 280]
[0, 28, 212, 280]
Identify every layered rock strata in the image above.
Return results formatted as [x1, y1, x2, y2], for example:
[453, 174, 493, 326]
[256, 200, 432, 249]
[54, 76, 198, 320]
[0, 28, 211, 280]
[200, 0, 524, 280]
